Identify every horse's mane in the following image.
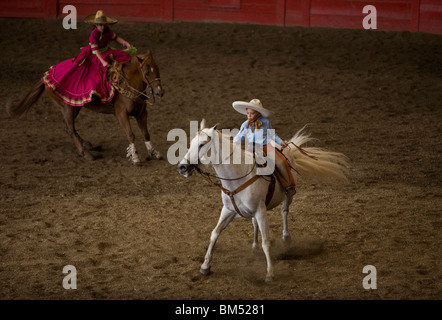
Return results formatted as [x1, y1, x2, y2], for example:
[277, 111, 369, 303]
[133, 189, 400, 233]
[214, 129, 255, 165]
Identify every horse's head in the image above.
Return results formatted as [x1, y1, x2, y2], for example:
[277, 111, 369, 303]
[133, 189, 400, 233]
[178, 119, 218, 178]
[136, 49, 164, 98]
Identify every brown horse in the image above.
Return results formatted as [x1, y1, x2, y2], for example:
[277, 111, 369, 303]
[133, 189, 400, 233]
[7, 49, 164, 165]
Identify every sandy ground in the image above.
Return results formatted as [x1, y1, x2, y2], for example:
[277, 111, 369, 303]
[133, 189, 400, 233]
[0, 18, 441, 300]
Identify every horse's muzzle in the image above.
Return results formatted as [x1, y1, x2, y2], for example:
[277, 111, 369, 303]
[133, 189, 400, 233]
[152, 85, 164, 98]
[178, 163, 195, 177]
[154, 90, 164, 98]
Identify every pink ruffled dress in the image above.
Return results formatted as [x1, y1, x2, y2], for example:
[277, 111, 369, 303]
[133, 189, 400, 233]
[42, 26, 132, 106]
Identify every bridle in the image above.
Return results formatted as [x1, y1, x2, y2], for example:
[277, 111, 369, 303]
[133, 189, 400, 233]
[138, 57, 161, 105]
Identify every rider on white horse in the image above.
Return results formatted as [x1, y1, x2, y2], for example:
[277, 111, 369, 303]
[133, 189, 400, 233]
[232, 98, 297, 197]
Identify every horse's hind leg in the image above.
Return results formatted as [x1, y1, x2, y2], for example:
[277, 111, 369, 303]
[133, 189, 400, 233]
[63, 106, 94, 160]
[281, 197, 292, 241]
[71, 107, 94, 151]
[135, 106, 162, 160]
[49, 91, 94, 160]
[252, 218, 259, 249]
[200, 206, 236, 276]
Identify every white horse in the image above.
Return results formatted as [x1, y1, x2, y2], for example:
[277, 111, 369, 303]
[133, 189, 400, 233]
[178, 119, 349, 282]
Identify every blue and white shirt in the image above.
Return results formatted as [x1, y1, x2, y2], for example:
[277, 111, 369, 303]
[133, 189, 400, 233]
[233, 117, 283, 146]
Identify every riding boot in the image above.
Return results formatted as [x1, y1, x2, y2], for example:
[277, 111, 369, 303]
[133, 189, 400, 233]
[274, 169, 296, 197]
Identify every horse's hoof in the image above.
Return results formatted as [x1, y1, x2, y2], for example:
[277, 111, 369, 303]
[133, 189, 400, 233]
[83, 150, 95, 161]
[127, 154, 141, 165]
[127, 144, 141, 165]
[82, 140, 94, 150]
[265, 275, 274, 282]
[200, 267, 211, 276]
[149, 150, 162, 160]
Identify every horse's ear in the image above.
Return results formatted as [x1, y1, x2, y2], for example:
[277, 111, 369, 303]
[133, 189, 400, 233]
[209, 124, 219, 137]
[205, 124, 218, 138]
[146, 49, 152, 57]
[200, 119, 206, 130]
[136, 54, 146, 63]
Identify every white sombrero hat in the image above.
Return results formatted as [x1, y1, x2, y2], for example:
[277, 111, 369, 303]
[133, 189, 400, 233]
[84, 10, 118, 25]
[232, 99, 273, 118]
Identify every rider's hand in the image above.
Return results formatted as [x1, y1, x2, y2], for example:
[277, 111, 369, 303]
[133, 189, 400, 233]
[281, 141, 289, 149]
[102, 61, 109, 68]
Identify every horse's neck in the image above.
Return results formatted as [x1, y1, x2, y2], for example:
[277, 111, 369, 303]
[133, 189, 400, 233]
[122, 58, 144, 90]
[212, 131, 256, 188]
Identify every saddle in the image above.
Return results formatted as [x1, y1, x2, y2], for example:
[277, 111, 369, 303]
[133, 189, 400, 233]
[107, 57, 124, 88]
[255, 149, 296, 200]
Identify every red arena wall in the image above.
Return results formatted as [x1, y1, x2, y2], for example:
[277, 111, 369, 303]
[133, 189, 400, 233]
[1, 0, 441, 34]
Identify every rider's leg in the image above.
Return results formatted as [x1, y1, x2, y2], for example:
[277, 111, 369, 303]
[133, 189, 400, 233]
[274, 149, 296, 197]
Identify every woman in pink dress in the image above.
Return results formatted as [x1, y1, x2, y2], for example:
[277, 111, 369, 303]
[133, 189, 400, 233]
[42, 10, 134, 107]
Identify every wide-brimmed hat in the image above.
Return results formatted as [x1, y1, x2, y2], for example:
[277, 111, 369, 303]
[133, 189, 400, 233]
[232, 99, 273, 118]
[84, 10, 118, 25]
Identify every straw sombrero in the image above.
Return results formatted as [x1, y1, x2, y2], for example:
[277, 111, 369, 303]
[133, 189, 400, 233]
[84, 10, 118, 25]
[232, 99, 273, 118]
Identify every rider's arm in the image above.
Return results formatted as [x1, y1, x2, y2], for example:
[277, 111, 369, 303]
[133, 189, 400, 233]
[233, 121, 247, 145]
[115, 36, 132, 50]
[93, 51, 108, 67]
[266, 120, 288, 148]
[90, 31, 108, 68]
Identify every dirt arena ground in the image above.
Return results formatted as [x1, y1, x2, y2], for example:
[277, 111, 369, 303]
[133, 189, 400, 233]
[0, 18, 441, 300]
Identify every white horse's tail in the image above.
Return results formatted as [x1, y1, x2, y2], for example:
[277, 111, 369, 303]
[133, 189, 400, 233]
[286, 126, 350, 183]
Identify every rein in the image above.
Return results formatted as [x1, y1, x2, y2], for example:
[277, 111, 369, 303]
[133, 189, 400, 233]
[287, 142, 318, 160]
[195, 162, 257, 181]
[192, 132, 302, 217]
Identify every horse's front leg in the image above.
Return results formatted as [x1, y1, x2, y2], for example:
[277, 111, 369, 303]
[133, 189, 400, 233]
[252, 217, 259, 249]
[255, 206, 274, 282]
[115, 106, 140, 165]
[135, 106, 162, 160]
[200, 206, 236, 276]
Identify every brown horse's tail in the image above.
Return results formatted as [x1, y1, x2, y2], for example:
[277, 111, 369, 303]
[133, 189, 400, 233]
[7, 80, 45, 118]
